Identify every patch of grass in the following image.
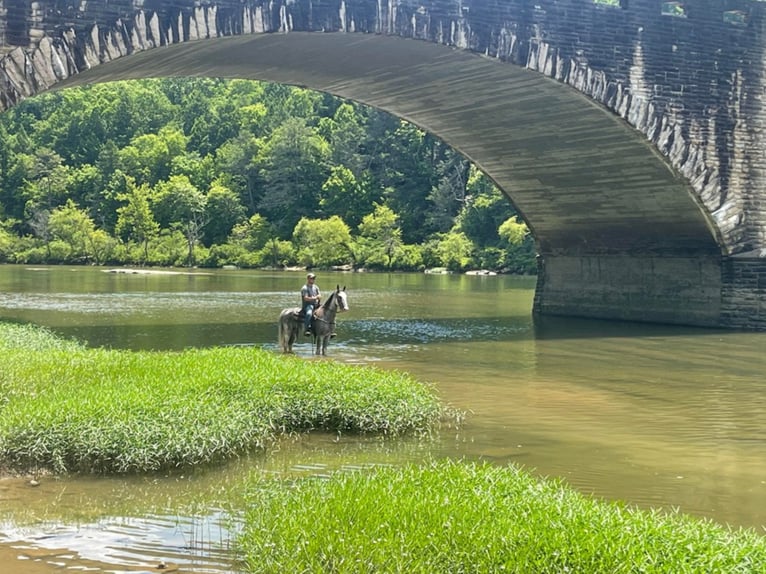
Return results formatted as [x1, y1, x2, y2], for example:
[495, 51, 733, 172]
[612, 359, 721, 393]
[0, 322, 445, 474]
[239, 460, 766, 573]
[0, 321, 84, 352]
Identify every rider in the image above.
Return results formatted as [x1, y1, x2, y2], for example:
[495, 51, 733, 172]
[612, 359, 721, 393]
[301, 273, 321, 336]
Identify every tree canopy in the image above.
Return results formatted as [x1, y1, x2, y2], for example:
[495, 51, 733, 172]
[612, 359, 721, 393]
[0, 78, 536, 273]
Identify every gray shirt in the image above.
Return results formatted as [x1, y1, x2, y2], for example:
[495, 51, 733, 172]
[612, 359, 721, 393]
[301, 283, 320, 307]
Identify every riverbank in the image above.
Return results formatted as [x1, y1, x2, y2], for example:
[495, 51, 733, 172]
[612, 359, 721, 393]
[0, 322, 446, 475]
[239, 459, 766, 573]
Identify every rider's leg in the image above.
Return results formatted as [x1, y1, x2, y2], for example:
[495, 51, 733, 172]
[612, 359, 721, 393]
[303, 304, 314, 335]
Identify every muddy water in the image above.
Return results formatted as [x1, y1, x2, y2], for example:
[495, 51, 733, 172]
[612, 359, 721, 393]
[0, 265, 764, 572]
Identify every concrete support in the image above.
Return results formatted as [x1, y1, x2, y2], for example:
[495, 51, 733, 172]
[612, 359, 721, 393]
[721, 256, 766, 329]
[535, 254, 766, 329]
[534, 255, 724, 328]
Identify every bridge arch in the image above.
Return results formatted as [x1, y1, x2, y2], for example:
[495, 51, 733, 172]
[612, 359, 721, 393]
[1, 0, 764, 329]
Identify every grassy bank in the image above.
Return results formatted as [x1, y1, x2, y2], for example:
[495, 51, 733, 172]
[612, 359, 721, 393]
[239, 460, 766, 573]
[0, 322, 444, 474]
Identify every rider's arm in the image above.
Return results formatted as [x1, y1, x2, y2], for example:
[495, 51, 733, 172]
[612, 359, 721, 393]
[302, 288, 319, 303]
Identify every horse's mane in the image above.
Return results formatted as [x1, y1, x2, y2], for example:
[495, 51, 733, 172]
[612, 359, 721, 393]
[322, 290, 336, 309]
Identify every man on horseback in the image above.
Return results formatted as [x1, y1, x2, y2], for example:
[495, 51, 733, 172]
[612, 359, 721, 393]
[301, 273, 321, 336]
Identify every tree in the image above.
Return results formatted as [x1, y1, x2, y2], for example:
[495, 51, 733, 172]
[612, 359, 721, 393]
[170, 151, 216, 192]
[456, 168, 516, 248]
[24, 148, 69, 213]
[115, 179, 160, 264]
[152, 175, 207, 266]
[67, 164, 105, 224]
[204, 182, 246, 246]
[320, 166, 372, 228]
[435, 231, 474, 272]
[357, 203, 403, 269]
[229, 213, 273, 252]
[48, 200, 99, 263]
[0, 217, 19, 262]
[27, 208, 52, 259]
[118, 126, 188, 187]
[292, 216, 353, 268]
[215, 134, 261, 213]
[498, 215, 537, 274]
[426, 150, 469, 233]
[498, 216, 529, 246]
[378, 121, 439, 243]
[319, 102, 367, 176]
[255, 118, 331, 236]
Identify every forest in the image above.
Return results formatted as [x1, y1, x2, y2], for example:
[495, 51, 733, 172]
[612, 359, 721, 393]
[0, 78, 536, 273]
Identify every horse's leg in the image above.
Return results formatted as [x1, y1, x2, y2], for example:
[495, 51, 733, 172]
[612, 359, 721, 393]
[290, 319, 301, 353]
[279, 319, 289, 353]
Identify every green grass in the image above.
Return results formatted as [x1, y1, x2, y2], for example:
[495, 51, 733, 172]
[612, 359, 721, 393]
[238, 460, 766, 573]
[0, 322, 444, 474]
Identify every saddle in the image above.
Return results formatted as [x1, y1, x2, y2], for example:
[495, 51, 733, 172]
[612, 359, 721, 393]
[291, 308, 318, 322]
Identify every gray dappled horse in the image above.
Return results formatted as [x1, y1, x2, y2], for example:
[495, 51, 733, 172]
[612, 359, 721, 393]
[278, 286, 348, 355]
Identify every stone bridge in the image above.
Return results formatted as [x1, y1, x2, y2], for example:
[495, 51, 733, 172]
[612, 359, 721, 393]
[0, 0, 764, 330]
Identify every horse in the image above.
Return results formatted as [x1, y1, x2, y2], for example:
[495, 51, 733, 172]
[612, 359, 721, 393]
[278, 285, 348, 355]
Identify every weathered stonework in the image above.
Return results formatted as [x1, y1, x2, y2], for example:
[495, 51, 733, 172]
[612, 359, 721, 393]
[0, 0, 764, 330]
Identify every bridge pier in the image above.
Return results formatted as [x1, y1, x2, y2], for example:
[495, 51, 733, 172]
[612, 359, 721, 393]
[533, 254, 765, 330]
[721, 255, 766, 330]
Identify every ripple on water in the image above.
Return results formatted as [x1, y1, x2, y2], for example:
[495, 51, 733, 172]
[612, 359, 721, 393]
[350, 317, 527, 344]
[0, 511, 242, 573]
[0, 291, 294, 316]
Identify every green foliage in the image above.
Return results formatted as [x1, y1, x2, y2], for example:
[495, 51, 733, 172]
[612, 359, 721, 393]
[435, 230, 474, 272]
[117, 126, 188, 186]
[255, 238, 296, 268]
[47, 200, 100, 263]
[320, 165, 371, 228]
[204, 181, 246, 246]
[115, 179, 159, 264]
[0, 78, 537, 274]
[292, 216, 353, 268]
[229, 213, 273, 252]
[199, 242, 246, 268]
[255, 117, 331, 236]
[0, 222, 18, 262]
[145, 229, 187, 267]
[356, 203, 403, 270]
[456, 168, 516, 248]
[498, 215, 529, 246]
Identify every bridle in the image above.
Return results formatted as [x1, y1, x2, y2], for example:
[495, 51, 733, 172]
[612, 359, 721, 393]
[314, 289, 347, 327]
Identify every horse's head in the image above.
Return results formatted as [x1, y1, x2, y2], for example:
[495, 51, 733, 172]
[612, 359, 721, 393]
[321, 286, 348, 312]
[335, 285, 349, 312]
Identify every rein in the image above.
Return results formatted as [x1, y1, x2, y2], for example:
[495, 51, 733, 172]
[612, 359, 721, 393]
[314, 291, 340, 326]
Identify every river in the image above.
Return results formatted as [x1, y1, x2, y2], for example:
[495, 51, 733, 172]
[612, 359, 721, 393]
[0, 265, 764, 572]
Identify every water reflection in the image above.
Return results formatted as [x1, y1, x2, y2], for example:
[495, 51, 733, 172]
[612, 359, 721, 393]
[1, 512, 238, 573]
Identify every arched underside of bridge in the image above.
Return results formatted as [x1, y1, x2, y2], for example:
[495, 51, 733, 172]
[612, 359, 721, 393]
[32, 33, 758, 329]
